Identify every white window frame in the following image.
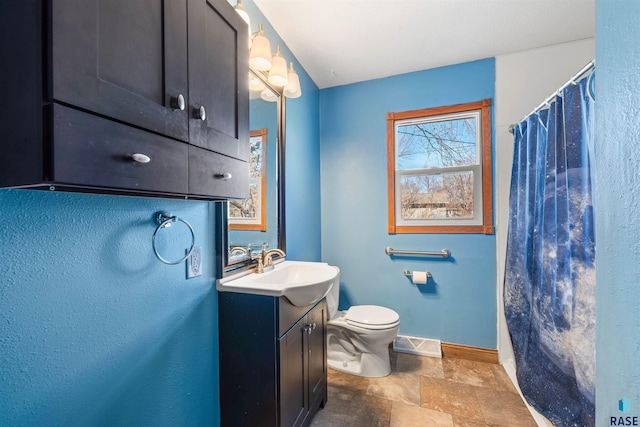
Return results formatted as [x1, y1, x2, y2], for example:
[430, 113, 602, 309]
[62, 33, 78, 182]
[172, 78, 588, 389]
[395, 110, 483, 227]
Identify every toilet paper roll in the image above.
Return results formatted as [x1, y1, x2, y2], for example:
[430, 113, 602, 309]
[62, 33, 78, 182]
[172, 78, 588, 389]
[412, 271, 428, 285]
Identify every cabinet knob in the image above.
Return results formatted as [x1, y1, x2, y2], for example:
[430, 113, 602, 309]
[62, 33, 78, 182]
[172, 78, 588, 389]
[170, 94, 185, 111]
[195, 105, 206, 121]
[131, 153, 151, 164]
[305, 323, 317, 334]
[215, 172, 233, 180]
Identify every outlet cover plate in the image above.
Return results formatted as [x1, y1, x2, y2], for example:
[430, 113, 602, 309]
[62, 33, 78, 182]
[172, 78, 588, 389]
[186, 246, 202, 279]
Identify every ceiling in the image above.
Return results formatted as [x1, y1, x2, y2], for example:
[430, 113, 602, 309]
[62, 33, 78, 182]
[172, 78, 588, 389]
[253, 0, 595, 89]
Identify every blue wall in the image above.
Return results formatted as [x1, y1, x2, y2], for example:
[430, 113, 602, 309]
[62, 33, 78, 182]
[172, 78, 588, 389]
[319, 59, 497, 348]
[595, 0, 640, 423]
[0, 3, 321, 424]
[240, 0, 322, 262]
[0, 190, 219, 425]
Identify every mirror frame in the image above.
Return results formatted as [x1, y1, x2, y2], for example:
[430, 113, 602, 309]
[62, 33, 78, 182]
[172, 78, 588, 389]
[216, 69, 286, 276]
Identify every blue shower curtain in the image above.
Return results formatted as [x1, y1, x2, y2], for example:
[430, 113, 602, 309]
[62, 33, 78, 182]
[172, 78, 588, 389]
[505, 76, 595, 426]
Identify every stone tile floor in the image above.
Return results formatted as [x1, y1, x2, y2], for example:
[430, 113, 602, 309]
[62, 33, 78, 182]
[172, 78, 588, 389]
[310, 351, 537, 427]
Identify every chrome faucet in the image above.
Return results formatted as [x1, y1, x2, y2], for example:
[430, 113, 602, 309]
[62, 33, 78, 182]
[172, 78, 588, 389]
[253, 244, 286, 273]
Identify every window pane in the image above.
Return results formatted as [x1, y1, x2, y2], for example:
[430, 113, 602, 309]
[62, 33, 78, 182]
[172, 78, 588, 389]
[229, 182, 259, 219]
[249, 137, 263, 179]
[400, 172, 474, 219]
[397, 117, 477, 170]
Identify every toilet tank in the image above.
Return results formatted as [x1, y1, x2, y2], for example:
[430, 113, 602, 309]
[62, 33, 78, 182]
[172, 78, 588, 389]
[326, 266, 340, 319]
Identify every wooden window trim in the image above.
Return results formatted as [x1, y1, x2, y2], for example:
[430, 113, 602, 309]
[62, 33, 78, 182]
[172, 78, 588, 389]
[387, 99, 494, 234]
[229, 128, 268, 231]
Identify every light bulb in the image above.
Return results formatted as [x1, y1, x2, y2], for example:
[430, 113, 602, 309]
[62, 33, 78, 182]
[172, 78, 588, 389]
[268, 45, 288, 87]
[260, 88, 278, 102]
[249, 72, 265, 92]
[249, 24, 272, 71]
[284, 62, 302, 98]
[234, 0, 251, 48]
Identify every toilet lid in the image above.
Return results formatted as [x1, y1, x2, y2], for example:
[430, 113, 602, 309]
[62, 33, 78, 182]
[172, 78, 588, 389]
[345, 305, 399, 328]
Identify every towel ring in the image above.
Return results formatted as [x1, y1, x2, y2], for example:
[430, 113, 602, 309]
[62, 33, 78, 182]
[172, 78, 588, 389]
[152, 212, 195, 265]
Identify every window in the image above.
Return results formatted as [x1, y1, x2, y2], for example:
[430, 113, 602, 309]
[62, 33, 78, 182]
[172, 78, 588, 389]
[386, 99, 493, 234]
[228, 128, 267, 231]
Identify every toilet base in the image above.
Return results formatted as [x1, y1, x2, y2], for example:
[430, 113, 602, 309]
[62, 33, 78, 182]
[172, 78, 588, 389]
[327, 348, 391, 378]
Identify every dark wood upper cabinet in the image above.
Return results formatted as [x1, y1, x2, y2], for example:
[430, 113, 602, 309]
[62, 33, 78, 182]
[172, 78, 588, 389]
[52, 0, 190, 142]
[188, 0, 249, 162]
[0, 0, 249, 200]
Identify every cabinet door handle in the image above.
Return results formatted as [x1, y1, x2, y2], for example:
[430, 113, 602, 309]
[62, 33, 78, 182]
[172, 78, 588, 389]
[305, 323, 317, 334]
[194, 105, 206, 121]
[215, 172, 232, 180]
[170, 94, 185, 111]
[131, 153, 151, 164]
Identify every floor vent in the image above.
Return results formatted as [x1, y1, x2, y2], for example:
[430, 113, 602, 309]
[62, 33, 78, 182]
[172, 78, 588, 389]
[393, 335, 442, 358]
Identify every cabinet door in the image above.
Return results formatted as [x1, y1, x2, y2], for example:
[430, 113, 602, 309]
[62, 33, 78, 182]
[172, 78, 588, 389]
[52, 0, 189, 142]
[307, 302, 327, 409]
[187, 0, 249, 161]
[279, 320, 306, 427]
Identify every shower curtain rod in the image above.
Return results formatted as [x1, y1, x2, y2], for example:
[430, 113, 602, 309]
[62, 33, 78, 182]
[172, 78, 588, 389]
[508, 60, 595, 134]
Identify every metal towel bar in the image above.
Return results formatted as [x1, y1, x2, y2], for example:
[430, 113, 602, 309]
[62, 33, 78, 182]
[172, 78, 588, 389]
[385, 247, 451, 258]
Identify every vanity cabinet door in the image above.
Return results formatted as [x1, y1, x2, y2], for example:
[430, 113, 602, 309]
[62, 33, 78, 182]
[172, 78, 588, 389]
[187, 0, 249, 161]
[218, 294, 327, 427]
[279, 319, 307, 427]
[306, 302, 327, 411]
[51, 0, 189, 142]
[279, 300, 328, 427]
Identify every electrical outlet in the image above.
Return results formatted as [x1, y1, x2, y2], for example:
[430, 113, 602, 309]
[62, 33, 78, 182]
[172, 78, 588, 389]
[186, 246, 202, 279]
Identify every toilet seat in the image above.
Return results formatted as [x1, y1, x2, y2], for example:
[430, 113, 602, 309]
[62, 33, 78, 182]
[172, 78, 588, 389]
[345, 305, 400, 330]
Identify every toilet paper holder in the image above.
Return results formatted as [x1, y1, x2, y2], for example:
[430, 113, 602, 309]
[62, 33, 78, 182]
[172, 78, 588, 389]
[404, 270, 432, 278]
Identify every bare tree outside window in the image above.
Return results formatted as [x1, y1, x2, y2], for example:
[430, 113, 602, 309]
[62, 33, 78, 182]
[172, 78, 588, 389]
[400, 172, 474, 219]
[397, 117, 477, 220]
[229, 129, 267, 231]
[229, 138, 263, 218]
[386, 99, 494, 234]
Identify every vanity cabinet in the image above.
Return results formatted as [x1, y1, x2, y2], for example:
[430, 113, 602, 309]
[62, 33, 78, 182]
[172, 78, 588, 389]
[0, 0, 248, 200]
[219, 293, 328, 427]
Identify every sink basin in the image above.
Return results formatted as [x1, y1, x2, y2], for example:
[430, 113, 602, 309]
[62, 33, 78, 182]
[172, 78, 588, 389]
[217, 260, 338, 306]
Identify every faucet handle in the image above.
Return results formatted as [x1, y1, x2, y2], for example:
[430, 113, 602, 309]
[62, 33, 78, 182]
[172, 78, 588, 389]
[252, 252, 264, 273]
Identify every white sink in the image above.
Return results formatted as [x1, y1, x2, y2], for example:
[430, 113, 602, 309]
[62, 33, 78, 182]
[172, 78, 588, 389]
[217, 260, 338, 307]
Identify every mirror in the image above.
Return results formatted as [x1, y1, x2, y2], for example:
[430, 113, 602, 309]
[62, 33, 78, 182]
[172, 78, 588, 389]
[216, 69, 286, 274]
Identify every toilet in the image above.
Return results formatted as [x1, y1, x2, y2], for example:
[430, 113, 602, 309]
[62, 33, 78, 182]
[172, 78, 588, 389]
[326, 267, 400, 377]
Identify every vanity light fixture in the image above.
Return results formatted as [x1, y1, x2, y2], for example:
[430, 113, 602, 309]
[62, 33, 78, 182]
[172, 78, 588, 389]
[249, 23, 272, 71]
[249, 72, 266, 92]
[235, 2, 304, 99]
[260, 88, 278, 102]
[234, 0, 252, 48]
[283, 62, 302, 98]
[268, 45, 288, 87]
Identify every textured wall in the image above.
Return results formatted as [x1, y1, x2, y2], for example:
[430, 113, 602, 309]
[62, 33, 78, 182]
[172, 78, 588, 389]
[239, 0, 322, 262]
[319, 59, 497, 348]
[0, 2, 321, 423]
[595, 0, 640, 423]
[0, 190, 219, 426]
